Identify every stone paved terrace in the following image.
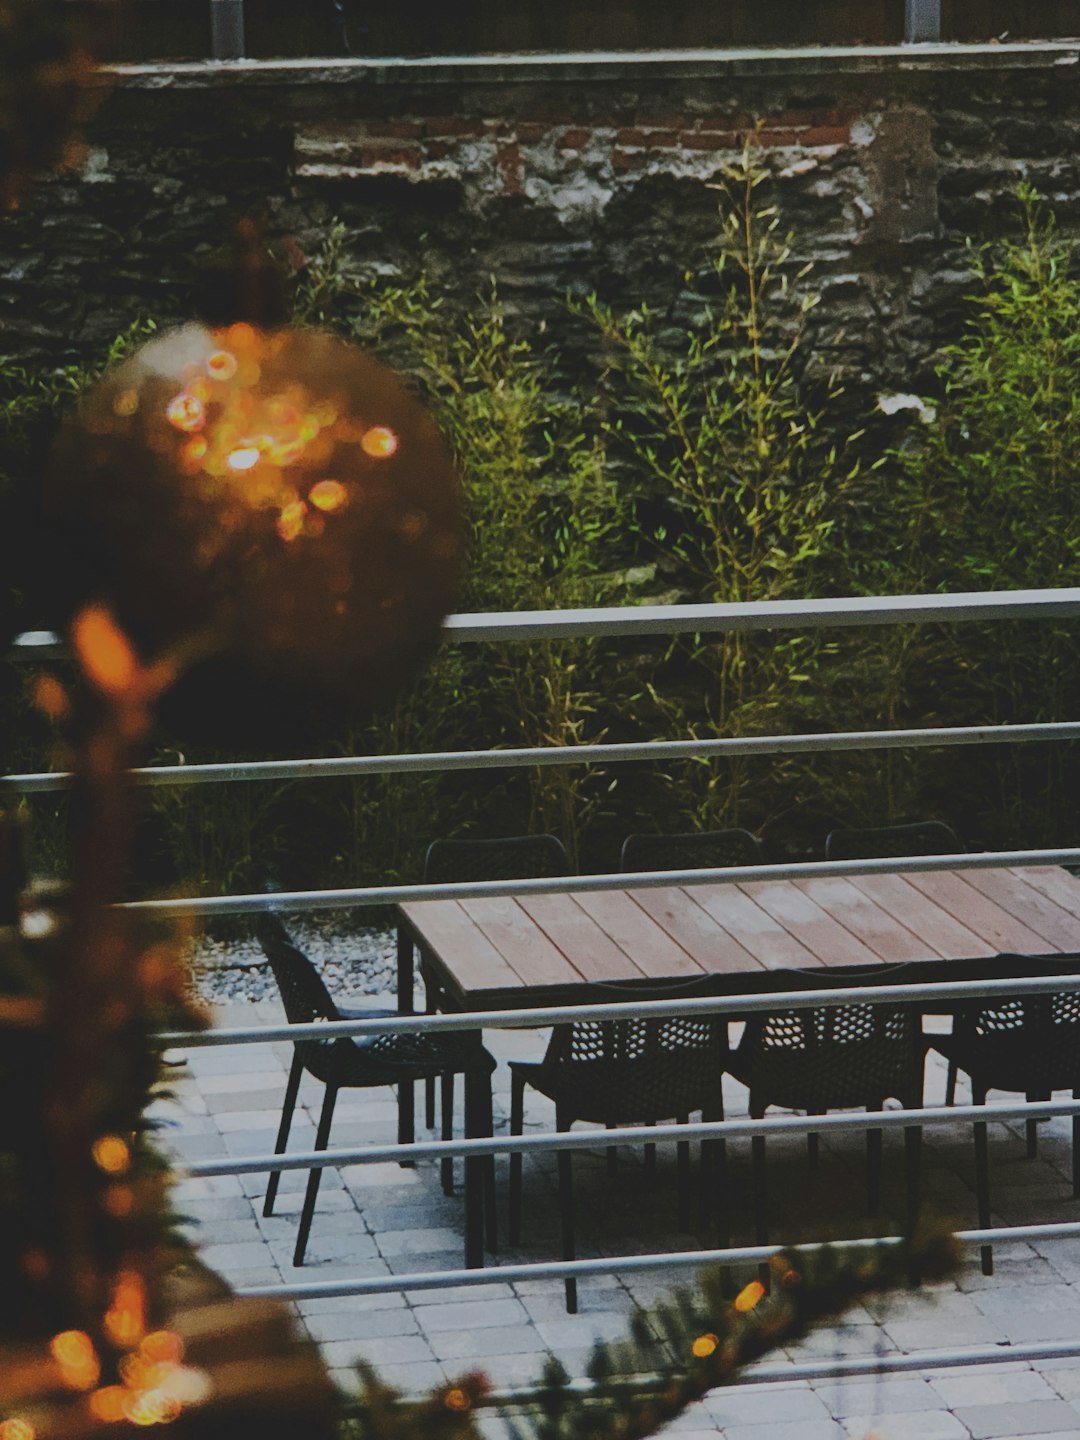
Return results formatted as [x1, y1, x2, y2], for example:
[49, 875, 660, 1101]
[158, 995, 1080, 1440]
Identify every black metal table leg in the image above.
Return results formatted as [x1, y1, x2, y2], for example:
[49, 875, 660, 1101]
[396, 925, 415, 1161]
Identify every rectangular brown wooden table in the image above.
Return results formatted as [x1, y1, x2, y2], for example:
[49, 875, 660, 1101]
[396, 864, 1080, 1266]
[398, 864, 1080, 1012]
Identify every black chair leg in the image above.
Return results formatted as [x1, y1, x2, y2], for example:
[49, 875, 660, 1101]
[807, 1111, 820, 1170]
[508, 1068, 526, 1246]
[866, 1118, 884, 1219]
[1026, 1090, 1039, 1159]
[751, 1105, 768, 1246]
[440, 1070, 455, 1196]
[294, 1082, 338, 1267]
[701, 1096, 727, 1244]
[945, 1060, 957, 1106]
[676, 1113, 691, 1232]
[904, 1125, 922, 1235]
[644, 1120, 656, 1175]
[557, 1106, 576, 1314]
[265, 1050, 303, 1218]
[481, 1072, 497, 1255]
[973, 1084, 993, 1276]
[606, 1122, 618, 1177]
[1073, 1088, 1080, 1199]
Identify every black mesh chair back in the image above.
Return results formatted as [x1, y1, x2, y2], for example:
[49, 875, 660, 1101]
[424, 833, 570, 884]
[621, 828, 764, 874]
[950, 990, 1080, 1095]
[825, 820, 963, 862]
[738, 967, 924, 1114]
[538, 989, 727, 1125]
[255, 914, 342, 1083]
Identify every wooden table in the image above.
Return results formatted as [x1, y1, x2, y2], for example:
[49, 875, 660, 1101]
[398, 864, 1080, 1012]
[396, 864, 1080, 1267]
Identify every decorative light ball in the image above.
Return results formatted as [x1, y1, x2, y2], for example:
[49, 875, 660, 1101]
[45, 323, 464, 742]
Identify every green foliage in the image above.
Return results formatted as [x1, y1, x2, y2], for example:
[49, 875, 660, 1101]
[579, 148, 862, 828]
[841, 184, 1080, 840]
[296, 256, 626, 869]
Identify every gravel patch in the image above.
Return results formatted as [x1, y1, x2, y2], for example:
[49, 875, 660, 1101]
[186, 913, 402, 1004]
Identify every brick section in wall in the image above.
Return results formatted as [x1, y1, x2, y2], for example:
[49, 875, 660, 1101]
[293, 108, 859, 202]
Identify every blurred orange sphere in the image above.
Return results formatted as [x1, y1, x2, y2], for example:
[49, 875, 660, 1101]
[46, 324, 464, 742]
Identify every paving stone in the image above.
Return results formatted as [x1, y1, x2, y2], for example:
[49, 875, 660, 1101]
[812, 1376, 942, 1418]
[297, 1290, 406, 1316]
[416, 1298, 530, 1333]
[720, 1420, 845, 1440]
[839, 1411, 968, 1438]
[406, 1282, 516, 1305]
[197, 1240, 278, 1271]
[256, 1208, 366, 1241]
[881, 1312, 1005, 1351]
[180, 1216, 266, 1246]
[535, 1313, 644, 1349]
[427, 1325, 545, 1362]
[267, 1231, 380, 1266]
[304, 1307, 421, 1344]
[376, 1226, 467, 1257]
[930, 1369, 1059, 1408]
[706, 1385, 831, 1426]
[174, 1194, 259, 1222]
[953, 1400, 1080, 1438]
[372, 1362, 449, 1393]
[322, 1334, 436, 1368]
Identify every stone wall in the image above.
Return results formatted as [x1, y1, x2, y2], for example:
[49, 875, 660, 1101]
[2, 42, 1080, 403]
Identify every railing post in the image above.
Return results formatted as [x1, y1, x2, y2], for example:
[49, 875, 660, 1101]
[210, 0, 246, 59]
[904, 0, 941, 42]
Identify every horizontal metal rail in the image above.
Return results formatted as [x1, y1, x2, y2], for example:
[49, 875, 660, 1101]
[180, 1096, 1080, 1177]
[126, 846, 1080, 921]
[444, 588, 1080, 640]
[474, 1339, 1080, 1411]
[233, 1221, 1080, 1301]
[11, 586, 1080, 665]
[162, 968, 1080, 1047]
[8, 719, 1080, 795]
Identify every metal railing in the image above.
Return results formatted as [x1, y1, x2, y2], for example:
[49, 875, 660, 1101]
[203, 0, 941, 61]
[12, 584, 1080, 1407]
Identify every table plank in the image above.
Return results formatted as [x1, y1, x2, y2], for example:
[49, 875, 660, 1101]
[402, 900, 522, 993]
[741, 879, 886, 968]
[904, 870, 1055, 954]
[573, 889, 704, 977]
[793, 876, 935, 964]
[517, 893, 645, 982]
[460, 896, 582, 988]
[846, 874, 992, 957]
[690, 884, 824, 970]
[630, 886, 765, 973]
[1014, 866, 1080, 927]
[962, 868, 1080, 954]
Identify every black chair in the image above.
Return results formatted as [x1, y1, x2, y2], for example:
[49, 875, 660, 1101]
[508, 983, 727, 1313]
[930, 954, 1080, 1275]
[419, 833, 571, 1140]
[727, 967, 926, 1243]
[825, 819, 963, 863]
[256, 912, 496, 1268]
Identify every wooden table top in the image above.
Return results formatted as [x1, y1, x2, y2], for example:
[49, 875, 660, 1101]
[399, 865, 1080, 1009]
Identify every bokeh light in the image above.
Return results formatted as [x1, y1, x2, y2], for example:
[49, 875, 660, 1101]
[45, 323, 464, 743]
